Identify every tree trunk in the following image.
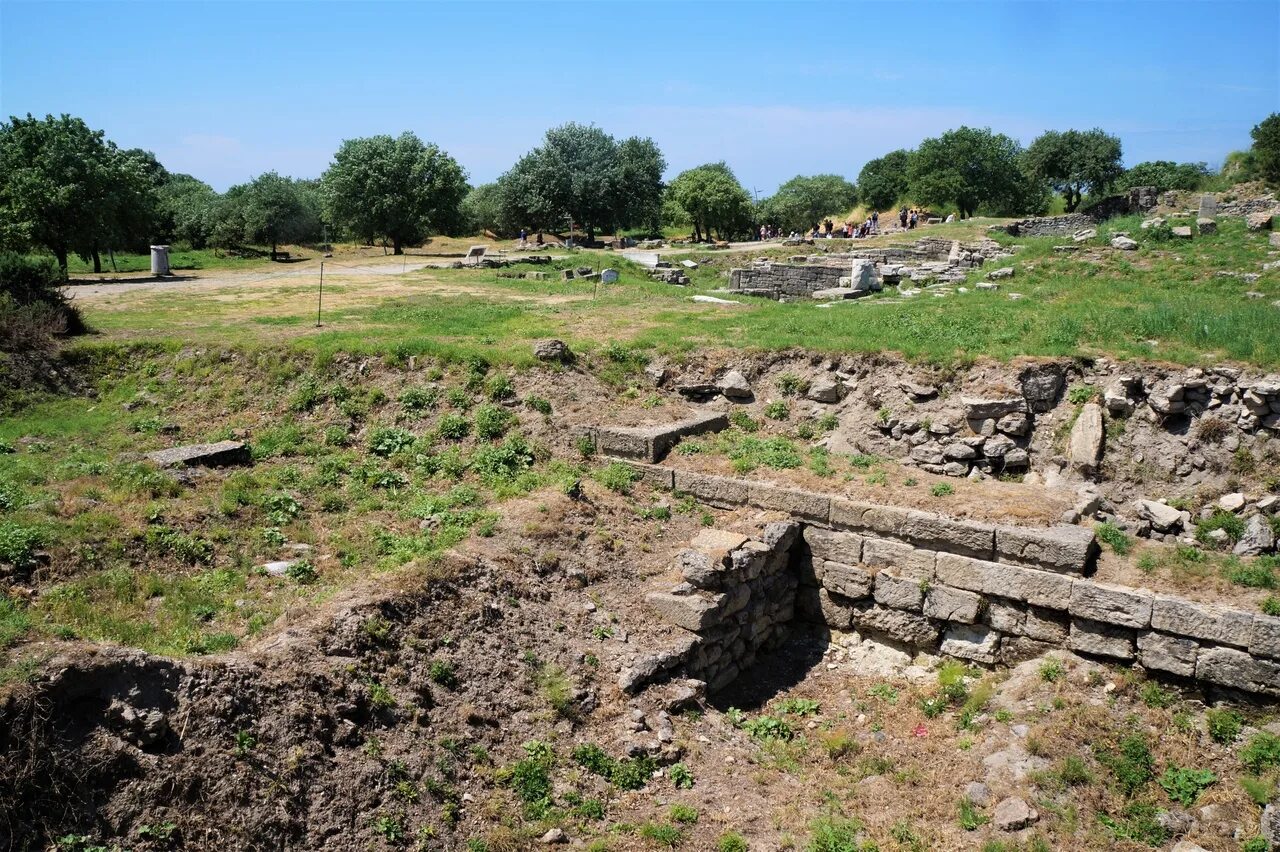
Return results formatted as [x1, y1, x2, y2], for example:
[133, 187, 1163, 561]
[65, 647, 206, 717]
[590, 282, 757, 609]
[393, 238, 403, 256]
[272, 240, 278, 261]
[109, 248, 118, 272]
[54, 246, 69, 273]
[92, 248, 102, 274]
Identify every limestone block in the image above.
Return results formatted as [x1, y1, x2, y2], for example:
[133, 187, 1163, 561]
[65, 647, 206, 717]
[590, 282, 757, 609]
[645, 591, 727, 632]
[1001, 637, 1057, 664]
[803, 527, 864, 565]
[817, 588, 856, 630]
[934, 554, 1075, 609]
[145, 440, 250, 468]
[899, 510, 996, 559]
[821, 561, 875, 600]
[829, 498, 874, 529]
[924, 585, 983, 623]
[1196, 646, 1280, 696]
[1024, 607, 1069, 643]
[1067, 403, 1104, 474]
[1069, 618, 1136, 660]
[1150, 595, 1252, 647]
[620, 460, 674, 489]
[1137, 631, 1199, 677]
[995, 524, 1099, 574]
[861, 537, 936, 579]
[873, 570, 925, 611]
[673, 471, 748, 507]
[942, 624, 1000, 663]
[1069, 582, 1153, 629]
[1251, 614, 1280, 660]
[852, 604, 940, 647]
[748, 482, 830, 521]
[986, 599, 1026, 633]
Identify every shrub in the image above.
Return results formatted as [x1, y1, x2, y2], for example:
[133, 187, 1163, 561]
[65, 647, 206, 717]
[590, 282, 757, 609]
[717, 832, 749, 852]
[436, 413, 471, 440]
[1240, 732, 1280, 774]
[524, 395, 551, 415]
[1096, 523, 1132, 555]
[286, 559, 317, 584]
[1195, 416, 1231, 444]
[1206, 708, 1243, 744]
[1262, 595, 1280, 616]
[399, 386, 441, 413]
[668, 804, 699, 824]
[958, 797, 988, 831]
[669, 762, 694, 789]
[763, 401, 790, 420]
[729, 410, 759, 432]
[0, 522, 42, 570]
[1067, 385, 1098, 404]
[741, 714, 793, 741]
[930, 483, 954, 498]
[0, 252, 84, 351]
[1197, 510, 1245, 545]
[485, 374, 515, 401]
[473, 404, 516, 440]
[368, 427, 416, 457]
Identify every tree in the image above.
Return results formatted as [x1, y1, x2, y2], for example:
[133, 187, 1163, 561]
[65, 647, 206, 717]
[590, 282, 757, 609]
[907, 126, 1037, 219]
[614, 136, 666, 234]
[0, 114, 117, 271]
[1115, 160, 1210, 192]
[322, 132, 467, 254]
[215, 172, 318, 258]
[666, 162, 753, 242]
[157, 174, 219, 248]
[857, 149, 912, 212]
[1023, 128, 1124, 212]
[461, 183, 505, 235]
[1251, 113, 1280, 187]
[759, 174, 857, 232]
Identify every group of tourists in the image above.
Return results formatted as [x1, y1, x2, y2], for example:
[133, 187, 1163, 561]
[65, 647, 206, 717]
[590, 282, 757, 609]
[898, 207, 920, 229]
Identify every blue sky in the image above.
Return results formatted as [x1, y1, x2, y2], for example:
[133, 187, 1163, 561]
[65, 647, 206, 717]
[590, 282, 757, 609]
[2, 0, 1277, 194]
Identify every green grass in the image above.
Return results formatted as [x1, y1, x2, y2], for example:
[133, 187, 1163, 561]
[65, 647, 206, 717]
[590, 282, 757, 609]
[52, 247, 276, 274]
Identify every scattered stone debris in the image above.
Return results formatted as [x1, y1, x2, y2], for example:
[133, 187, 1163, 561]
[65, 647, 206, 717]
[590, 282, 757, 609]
[1110, 235, 1138, 250]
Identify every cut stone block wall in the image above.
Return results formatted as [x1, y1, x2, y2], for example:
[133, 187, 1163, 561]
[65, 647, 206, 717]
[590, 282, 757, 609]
[625, 464, 1279, 700]
[728, 264, 854, 299]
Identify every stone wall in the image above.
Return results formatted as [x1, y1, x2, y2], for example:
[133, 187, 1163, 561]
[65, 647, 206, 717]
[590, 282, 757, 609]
[989, 214, 1095, 237]
[625, 464, 1280, 700]
[728, 264, 852, 299]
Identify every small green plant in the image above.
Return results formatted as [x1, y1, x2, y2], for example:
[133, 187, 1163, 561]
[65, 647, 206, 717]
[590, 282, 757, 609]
[1222, 556, 1278, 589]
[777, 373, 809, 396]
[371, 814, 405, 843]
[576, 434, 596, 457]
[1241, 775, 1274, 806]
[234, 729, 256, 758]
[1067, 385, 1098, 404]
[285, 559, 317, 584]
[809, 814, 868, 852]
[717, 832, 749, 852]
[1097, 732, 1155, 797]
[1241, 837, 1270, 852]
[868, 683, 899, 704]
[638, 822, 683, 848]
[775, 697, 821, 716]
[1240, 731, 1280, 774]
[1038, 659, 1065, 683]
[499, 739, 555, 819]
[399, 386, 441, 413]
[368, 427, 416, 457]
[763, 401, 790, 420]
[1057, 755, 1093, 786]
[429, 659, 458, 689]
[524, 395, 552, 415]
[1158, 765, 1216, 806]
[729, 410, 759, 432]
[741, 714, 794, 741]
[1197, 510, 1246, 545]
[1096, 522, 1132, 555]
[958, 797, 988, 831]
[367, 679, 396, 709]
[593, 462, 638, 494]
[816, 413, 838, 431]
[1098, 802, 1167, 847]
[668, 804, 699, 824]
[1139, 681, 1176, 709]
[437, 413, 471, 440]
[136, 821, 178, 841]
[930, 482, 954, 498]
[485, 374, 514, 401]
[1262, 595, 1280, 616]
[473, 403, 516, 440]
[669, 762, 694, 789]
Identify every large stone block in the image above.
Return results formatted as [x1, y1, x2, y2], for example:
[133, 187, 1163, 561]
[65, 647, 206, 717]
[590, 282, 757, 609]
[1251, 615, 1280, 660]
[934, 554, 1074, 609]
[1024, 607, 1069, 643]
[1137, 631, 1199, 677]
[1069, 582, 1152, 629]
[898, 510, 995, 559]
[995, 524, 1099, 575]
[874, 570, 925, 611]
[645, 591, 727, 632]
[673, 471, 748, 507]
[1150, 595, 1253, 648]
[985, 598, 1026, 633]
[146, 440, 250, 468]
[852, 604, 939, 647]
[941, 624, 1000, 663]
[748, 482, 830, 522]
[1069, 618, 1136, 660]
[829, 498, 873, 528]
[1196, 647, 1280, 696]
[803, 527, 864, 565]
[924, 585, 983, 624]
[596, 412, 729, 462]
[861, 537, 936, 579]
[817, 588, 857, 630]
[822, 561, 874, 599]
[1066, 403, 1105, 474]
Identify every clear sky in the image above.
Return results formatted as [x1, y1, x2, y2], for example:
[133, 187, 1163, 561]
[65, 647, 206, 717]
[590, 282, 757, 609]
[2, 0, 1277, 194]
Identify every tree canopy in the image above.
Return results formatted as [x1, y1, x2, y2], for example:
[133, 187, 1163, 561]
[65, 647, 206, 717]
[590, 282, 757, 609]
[322, 132, 468, 254]
[666, 162, 753, 242]
[215, 172, 321, 257]
[497, 123, 665, 240]
[908, 126, 1042, 218]
[1023, 128, 1123, 212]
[857, 150, 912, 212]
[758, 174, 857, 232]
[1251, 112, 1280, 187]
[1115, 160, 1210, 193]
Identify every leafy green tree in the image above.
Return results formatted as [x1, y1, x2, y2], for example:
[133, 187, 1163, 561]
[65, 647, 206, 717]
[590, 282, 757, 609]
[857, 149, 912, 212]
[1251, 112, 1280, 187]
[1115, 160, 1210, 192]
[157, 174, 219, 248]
[907, 126, 1039, 219]
[614, 136, 666, 234]
[322, 132, 467, 254]
[0, 114, 119, 271]
[1023, 128, 1124, 212]
[461, 182, 506, 235]
[214, 172, 319, 258]
[759, 174, 857, 232]
[666, 162, 753, 241]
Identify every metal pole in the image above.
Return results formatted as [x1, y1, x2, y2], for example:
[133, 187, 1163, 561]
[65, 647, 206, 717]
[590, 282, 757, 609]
[316, 261, 324, 327]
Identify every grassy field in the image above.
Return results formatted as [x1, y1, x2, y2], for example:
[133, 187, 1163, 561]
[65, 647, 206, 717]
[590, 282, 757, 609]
[67, 214, 1280, 369]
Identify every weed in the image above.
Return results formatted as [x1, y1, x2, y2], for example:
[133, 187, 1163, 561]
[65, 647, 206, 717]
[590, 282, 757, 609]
[817, 728, 858, 760]
[742, 714, 794, 742]
[498, 739, 555, 819]
[1096, 522, 1132, 555]
[1098, 802, 1167, 847]
[593, 462, 638, 494]
[436, 413, 471, 440]
[234, 729, 256, 758]
[807, 814, 866, 852]
[1241, 732, 1280, 774]
[474, 404, 516, 440]
[534, 662, 575, 718]
[1195, 416, 1231, 444]
[1222, 556, 1278, 589]
[1097, 732, 1155, 796]
[669, 762, 694, 789]
[777, 373, 809, 396]
[485, 374, 514, 401]
[1242, 838, 1270, 852]
[1262, 595, 1280, 616]
[286, 559, 317, 584]
[399, 386, 441, 413]
[729, 410, 759, 432]
[369, 427, 417, 457]
[524, 395, 552, 415]
[428, 659, 458, 689]
[367, 680, 396, 709]
[1139, 681, 1176, 708]
[1241, 775, 1274, 805]
[1038, 659, 1065, 683]
[371, 814, 405, 843]
[668, 804, 698, 824]
[572, 743, 657, 790]
[575, 435, 596, 457]
[776, 697, 821, 716]
[0, 521, 43, 569]
[1158, 765, 1216, 806]
[1057, 755, 1093, 786]
[638, 822, 683, 848]
[0, 595, 31, 648]
[816, 413, 838, 431]
[717, 832, 749, 852]
[958, 797, 988, 831]
[1197, 510, 1245, 545]
[763, 401, 790, 420]
[930, 482, 954, 498]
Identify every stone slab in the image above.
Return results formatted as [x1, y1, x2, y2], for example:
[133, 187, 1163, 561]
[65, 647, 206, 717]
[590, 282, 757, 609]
[645, 591, 727, 632]
[1251, 614, 1280, 660]
[1137, 631, 1199, 677]
[748, 482, 830, 522]
[994, 524, 1099, 575]
[1069, 582, 1152, 629]
[899, 510, 995, 559]
[803, 527, 864, 565]
[1068, 618, 1135, 660]
[1150, 595, 1252, 648]
[924, 585, 983, 624]
[861, 537, 936, 579]
[597, 413, 729, 462]
[1196, 646, 1280, 696]
[619, 460, 674, 489]
[941, 624, 1000, 663]
[873, 570, 925, 611]
[145, 440, 250, 468]
[673, 471, 748, 507]
[821, 561, 875, 600]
